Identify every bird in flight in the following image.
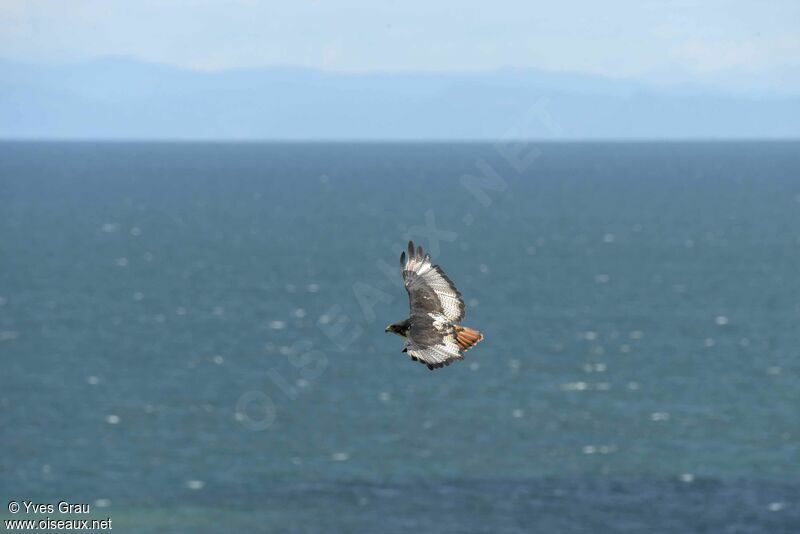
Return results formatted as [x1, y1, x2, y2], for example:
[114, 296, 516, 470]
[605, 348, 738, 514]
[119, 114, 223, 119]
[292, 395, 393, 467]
[385, 241, 484, 370]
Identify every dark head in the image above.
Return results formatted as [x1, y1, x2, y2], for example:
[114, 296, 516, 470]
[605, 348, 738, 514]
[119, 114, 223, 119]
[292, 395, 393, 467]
[385, 319, 410, 337]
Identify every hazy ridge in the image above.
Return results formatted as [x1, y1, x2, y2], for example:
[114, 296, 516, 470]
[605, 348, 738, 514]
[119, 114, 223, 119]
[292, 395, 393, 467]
[1, 57, 799, 140]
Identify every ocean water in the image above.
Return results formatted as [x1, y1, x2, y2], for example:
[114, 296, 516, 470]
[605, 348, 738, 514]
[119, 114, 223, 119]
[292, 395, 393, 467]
[1, 141, 799, 533]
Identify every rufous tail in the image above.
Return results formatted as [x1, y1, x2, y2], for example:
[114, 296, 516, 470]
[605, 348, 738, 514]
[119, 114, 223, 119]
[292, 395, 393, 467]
[454, 326, 484, 351]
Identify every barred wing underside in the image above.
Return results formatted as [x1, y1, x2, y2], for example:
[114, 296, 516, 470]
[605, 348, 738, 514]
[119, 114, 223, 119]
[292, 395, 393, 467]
[401, 241, 466, 369]
[401, 241, 464, 323]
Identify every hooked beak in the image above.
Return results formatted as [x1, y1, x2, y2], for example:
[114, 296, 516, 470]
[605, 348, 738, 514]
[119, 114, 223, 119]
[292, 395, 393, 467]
[384, 325, 392, 333]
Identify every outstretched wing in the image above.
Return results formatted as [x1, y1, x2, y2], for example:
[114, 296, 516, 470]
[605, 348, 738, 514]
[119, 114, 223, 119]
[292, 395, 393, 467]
[400, 241, 464, 323]
[406, 328, 463, 370]
[400, 241, 466, 370]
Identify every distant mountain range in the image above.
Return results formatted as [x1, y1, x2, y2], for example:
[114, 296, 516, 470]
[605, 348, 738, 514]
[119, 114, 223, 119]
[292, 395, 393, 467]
[1, 57, 798, 140]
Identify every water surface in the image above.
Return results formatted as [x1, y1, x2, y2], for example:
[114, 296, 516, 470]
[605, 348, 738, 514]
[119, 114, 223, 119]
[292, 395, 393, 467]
[1, 141, 799, 532]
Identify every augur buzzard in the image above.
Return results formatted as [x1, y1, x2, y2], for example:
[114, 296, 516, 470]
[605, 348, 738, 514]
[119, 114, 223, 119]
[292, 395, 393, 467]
[385, 241, 484, 370]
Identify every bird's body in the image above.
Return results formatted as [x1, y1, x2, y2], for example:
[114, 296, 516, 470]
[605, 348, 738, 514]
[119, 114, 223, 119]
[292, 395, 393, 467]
[386, 241, 484, 370]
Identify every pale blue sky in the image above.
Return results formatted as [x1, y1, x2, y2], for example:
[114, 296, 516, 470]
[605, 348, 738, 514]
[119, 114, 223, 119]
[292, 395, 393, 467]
[1, 0, 799, 91]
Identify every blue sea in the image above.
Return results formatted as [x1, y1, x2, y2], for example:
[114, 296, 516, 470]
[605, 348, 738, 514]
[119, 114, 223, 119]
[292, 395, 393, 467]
[1, 141, 799, 533]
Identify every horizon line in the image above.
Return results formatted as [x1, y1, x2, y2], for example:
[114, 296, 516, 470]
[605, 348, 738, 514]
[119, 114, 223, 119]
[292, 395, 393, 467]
[2, 137, 799, 144]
